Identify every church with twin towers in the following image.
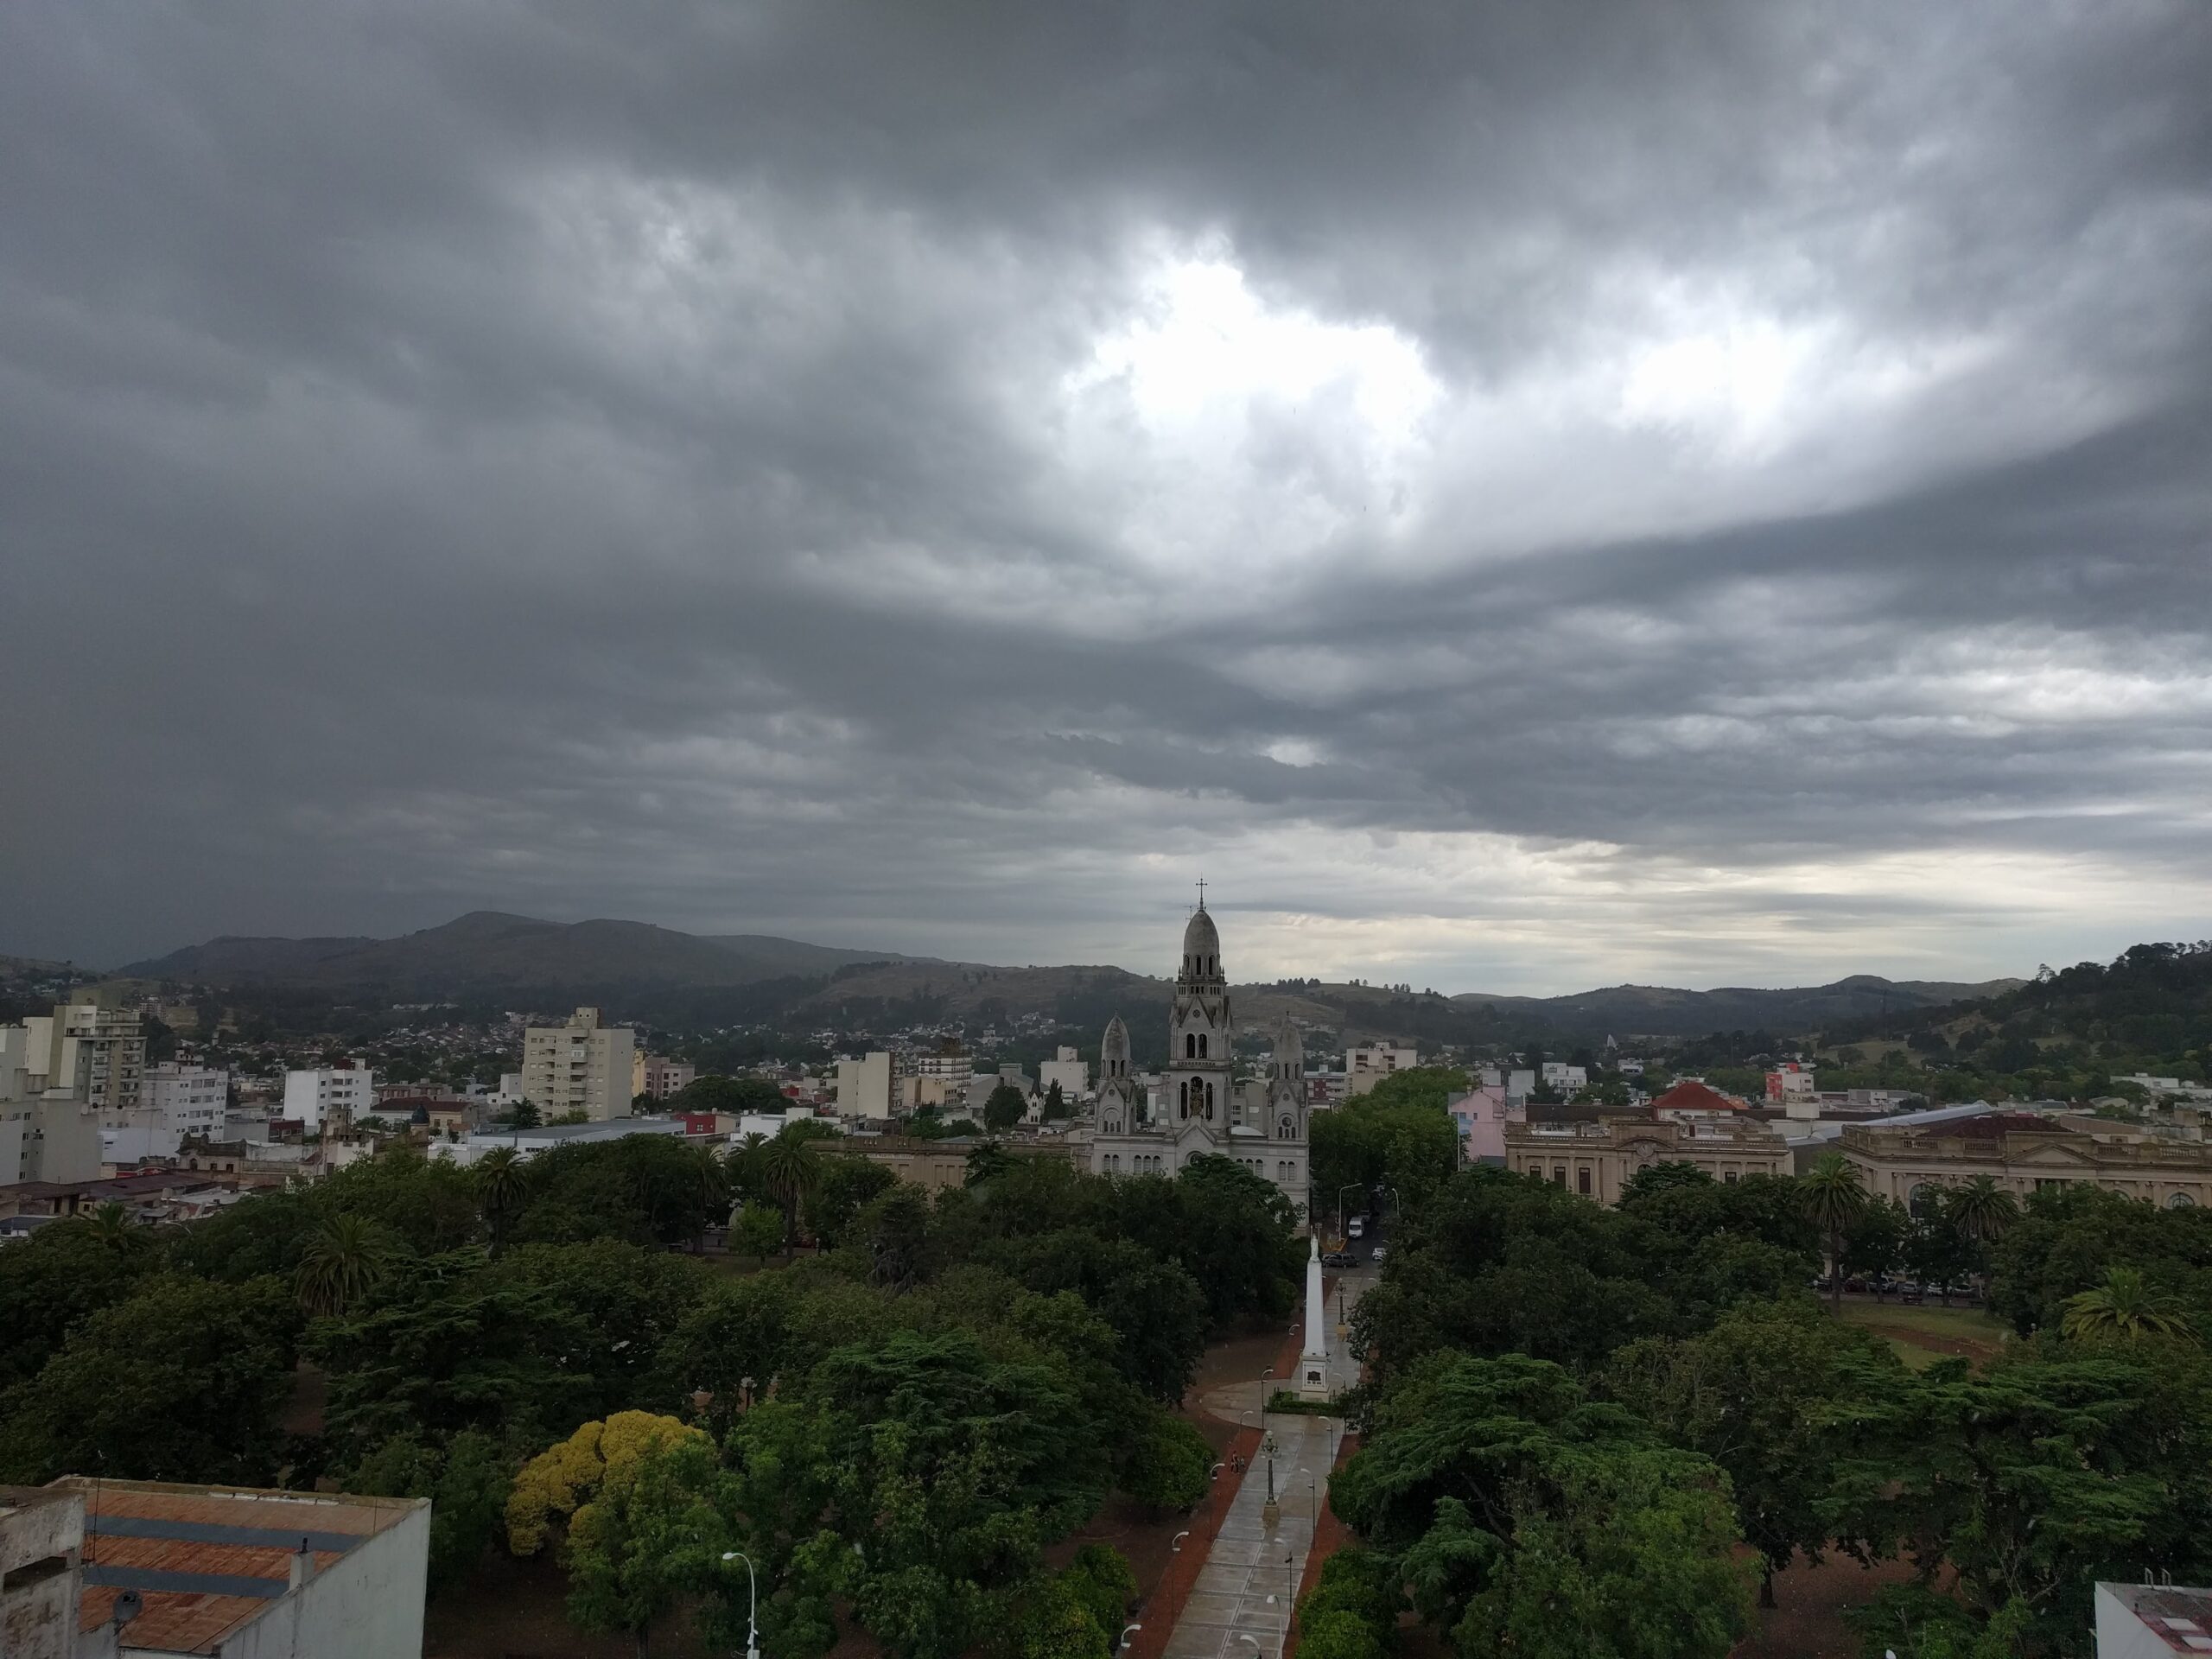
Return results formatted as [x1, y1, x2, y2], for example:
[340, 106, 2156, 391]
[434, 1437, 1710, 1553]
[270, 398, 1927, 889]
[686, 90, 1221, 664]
[1080, 893, 1312, 1219]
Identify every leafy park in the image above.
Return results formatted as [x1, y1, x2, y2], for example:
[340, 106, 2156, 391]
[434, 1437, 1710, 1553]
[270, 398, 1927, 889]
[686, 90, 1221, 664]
[1304, 1145, 2212, 1659]
[0, 1129, 1299, 1659]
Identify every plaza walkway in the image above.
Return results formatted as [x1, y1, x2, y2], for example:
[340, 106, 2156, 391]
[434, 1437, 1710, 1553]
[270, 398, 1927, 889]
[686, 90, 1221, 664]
[1159, 1409, 1344, 1659]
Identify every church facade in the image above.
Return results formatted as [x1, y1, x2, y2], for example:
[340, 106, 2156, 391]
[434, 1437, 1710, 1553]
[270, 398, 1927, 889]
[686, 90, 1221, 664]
[1079, 900, 1311, 1217]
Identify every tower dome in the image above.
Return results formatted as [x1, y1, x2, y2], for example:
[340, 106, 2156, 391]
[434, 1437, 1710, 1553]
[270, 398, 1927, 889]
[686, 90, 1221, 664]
[1181, 906, 1223, 981]
[1274, 1015, 1303, 1067]
[1101, 1014, 1131, 1077]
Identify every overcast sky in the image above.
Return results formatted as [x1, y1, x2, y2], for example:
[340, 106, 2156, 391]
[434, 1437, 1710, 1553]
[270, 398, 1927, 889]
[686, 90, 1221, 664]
[5, 1, 2210, 992]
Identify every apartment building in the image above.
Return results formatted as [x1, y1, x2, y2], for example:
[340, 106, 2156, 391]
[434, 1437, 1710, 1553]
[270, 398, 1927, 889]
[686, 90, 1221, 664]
[519, 1007, 635, 1122]
[142, 1062, 229, 1137]
[634, 1054, 696, 1102]
[23, 995, 145, 1110]
[835, 1052, 893, 1120]
[283, 1063, 377, 1134]
[1346, 1043, 1420, 1096]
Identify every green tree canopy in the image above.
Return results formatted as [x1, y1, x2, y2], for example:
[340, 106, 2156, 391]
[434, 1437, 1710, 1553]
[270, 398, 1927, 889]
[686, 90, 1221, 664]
[1331, 1351, 1754, 1659]
[0, 1274, 297, 1485]
[983, 1082, 1030, 1132]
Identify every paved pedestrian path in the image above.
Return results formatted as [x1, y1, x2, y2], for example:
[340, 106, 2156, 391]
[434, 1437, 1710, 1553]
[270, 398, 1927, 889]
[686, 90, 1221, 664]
[1161, 1412, 1343, 1659]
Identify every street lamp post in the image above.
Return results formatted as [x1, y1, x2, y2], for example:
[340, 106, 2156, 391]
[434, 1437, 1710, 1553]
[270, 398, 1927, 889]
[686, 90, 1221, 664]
[719, 1551, 759, 1659]
[1119, 1624, 1142, 1652]
[1334, 1183, 1362, 1242]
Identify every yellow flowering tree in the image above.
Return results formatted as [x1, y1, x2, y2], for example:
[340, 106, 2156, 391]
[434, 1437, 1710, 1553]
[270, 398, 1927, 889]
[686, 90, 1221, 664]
[505, 1410, 709, 1556]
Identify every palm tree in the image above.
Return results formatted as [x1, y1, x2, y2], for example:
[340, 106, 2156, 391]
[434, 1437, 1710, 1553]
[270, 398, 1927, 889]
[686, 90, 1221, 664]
[2061, 1268, 2196, 1344]
[1945, 1174, 2019, 1300]
[296, 1214, 390, 1318]
[1946, 1174, 2018, 1245]
[77, 1200, 139, 1250]
[1799, 1153, 1868, 1311]
[475, 1147, 528, 1255]
[728, 1133, 769, 1205]
[688, 1142, 732, 1250]
[756, 1134, 823, 1256]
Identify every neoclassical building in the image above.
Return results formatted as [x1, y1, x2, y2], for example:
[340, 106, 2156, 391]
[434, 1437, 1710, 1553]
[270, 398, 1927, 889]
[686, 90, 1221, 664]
[1080, 902, 1310, 1216]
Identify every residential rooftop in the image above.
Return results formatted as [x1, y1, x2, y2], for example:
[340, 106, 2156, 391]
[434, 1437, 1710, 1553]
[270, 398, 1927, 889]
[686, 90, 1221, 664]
[54, 1476, 423, 1656]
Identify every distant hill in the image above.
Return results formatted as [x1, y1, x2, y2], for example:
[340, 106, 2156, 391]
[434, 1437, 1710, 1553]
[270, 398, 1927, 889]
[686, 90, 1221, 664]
[119, 911, 918, 999]
[1449, 973, 2025, 1037]
[113, 909, 2027, 1040]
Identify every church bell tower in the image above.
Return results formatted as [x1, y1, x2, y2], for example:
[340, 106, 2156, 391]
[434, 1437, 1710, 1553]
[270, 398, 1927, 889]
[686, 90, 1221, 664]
[1169, 891, 1232, 1125]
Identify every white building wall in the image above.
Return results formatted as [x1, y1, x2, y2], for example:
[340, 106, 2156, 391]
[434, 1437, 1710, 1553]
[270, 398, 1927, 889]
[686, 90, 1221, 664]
[143, 1063, 228, 1137]
[835, 1052, 893, 1120]
[213, 1501, 430, 1659]
[1038, 1056, 1089, 1101]
[283, 1068, 376, 1134]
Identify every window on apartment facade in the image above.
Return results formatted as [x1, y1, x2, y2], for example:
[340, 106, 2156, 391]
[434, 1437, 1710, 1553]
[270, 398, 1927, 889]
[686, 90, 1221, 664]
[1577, 1167, 1592, 1196]
[1554, 1166, 1567, 1186]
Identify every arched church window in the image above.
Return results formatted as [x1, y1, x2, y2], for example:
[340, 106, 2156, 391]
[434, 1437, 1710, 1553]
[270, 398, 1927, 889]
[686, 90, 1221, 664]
[1277, 1114, 1294, 1141]
[1205, 1081, 1215, 1116]
[2170, 1191, 2197, 1209]
[1178, 1078, 1190, 1118]
[1198, 1033, 1209, 1058]
[1185, 1033, 1195, 1059]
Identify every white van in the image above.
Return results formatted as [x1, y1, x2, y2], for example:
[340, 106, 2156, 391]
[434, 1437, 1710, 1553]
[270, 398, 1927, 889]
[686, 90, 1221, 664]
[1346, 1216, 1365, 1240]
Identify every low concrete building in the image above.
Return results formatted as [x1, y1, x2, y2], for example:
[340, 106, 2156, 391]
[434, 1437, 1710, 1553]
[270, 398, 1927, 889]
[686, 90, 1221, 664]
[1504, 1116, 1793, 1203]
[2094, 1580, 2212, 1657]
[831, 1134, 1073, 1195]
[60, 1477, 428, 1657]
[1, 1484, 82, 1658]
[430, 1113, 696, 1169]
[1837, 1112, 2210, 1212]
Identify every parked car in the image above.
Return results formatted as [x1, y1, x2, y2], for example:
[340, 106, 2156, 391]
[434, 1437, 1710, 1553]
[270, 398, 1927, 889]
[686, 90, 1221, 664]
[1321, 1250, 1357, 1268]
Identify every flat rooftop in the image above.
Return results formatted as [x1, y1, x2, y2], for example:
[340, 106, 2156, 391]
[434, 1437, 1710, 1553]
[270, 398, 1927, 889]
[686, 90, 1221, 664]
[52, 1477, 423, 1656]
[2105, 1583, 2212, 1653]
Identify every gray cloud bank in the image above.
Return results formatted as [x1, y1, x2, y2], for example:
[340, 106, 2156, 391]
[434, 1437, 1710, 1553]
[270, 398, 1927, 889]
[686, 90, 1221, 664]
[3, 0, 2209, 990]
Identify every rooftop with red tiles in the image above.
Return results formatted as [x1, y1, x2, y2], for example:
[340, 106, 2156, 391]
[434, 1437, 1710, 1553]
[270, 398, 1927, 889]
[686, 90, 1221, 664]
[1649, 1078, 1747, 1113]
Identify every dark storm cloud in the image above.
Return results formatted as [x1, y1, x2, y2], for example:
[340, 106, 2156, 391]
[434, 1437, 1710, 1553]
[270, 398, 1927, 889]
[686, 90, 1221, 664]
[3, 0, 2209, 987]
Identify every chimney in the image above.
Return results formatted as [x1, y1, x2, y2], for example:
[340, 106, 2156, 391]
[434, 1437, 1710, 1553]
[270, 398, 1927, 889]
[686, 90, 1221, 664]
[288, 1539, 314, 1590]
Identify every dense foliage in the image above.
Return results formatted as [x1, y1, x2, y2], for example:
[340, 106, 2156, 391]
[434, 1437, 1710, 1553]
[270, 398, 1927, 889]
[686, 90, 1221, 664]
[0, 1133, 1297, 1657]
[1333, 1157, 2212, 1659]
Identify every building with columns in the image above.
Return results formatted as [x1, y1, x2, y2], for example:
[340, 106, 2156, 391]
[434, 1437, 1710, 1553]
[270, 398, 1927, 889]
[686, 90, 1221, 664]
[1077, 900, 1310, 1216]
[1834, 1112, 2209, 1212]
[1504, 1115, 1793, 1203]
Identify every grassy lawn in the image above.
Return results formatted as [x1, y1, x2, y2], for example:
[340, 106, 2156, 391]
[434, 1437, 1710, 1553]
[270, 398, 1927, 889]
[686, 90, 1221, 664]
[1834, 1299, 2009, 1367]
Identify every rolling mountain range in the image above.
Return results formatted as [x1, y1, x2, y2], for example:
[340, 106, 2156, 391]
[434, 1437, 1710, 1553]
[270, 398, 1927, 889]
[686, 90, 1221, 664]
[110, 911, 2024, 1039]
[120, 911, 925, 995]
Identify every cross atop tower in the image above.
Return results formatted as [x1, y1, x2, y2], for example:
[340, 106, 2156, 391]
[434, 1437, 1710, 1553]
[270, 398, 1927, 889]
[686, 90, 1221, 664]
[1195, 874, 1207, 911]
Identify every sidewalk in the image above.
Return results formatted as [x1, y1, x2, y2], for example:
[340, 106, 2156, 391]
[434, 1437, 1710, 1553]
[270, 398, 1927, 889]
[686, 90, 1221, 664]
[1134, 1266, 1364, 1659]
[1160, 1413, 1342, 1659]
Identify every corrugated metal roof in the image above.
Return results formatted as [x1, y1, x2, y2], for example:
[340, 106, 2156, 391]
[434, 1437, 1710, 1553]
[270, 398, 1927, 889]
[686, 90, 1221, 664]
[51, 1478, 418, 1656]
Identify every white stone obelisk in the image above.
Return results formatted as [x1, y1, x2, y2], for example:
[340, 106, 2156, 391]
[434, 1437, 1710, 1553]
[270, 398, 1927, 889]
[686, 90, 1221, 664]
[1298, 1233, 1330, 1401]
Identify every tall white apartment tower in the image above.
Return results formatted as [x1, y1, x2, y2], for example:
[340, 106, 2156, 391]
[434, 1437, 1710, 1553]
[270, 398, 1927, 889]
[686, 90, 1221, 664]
[520, 1007, 636, 1122]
